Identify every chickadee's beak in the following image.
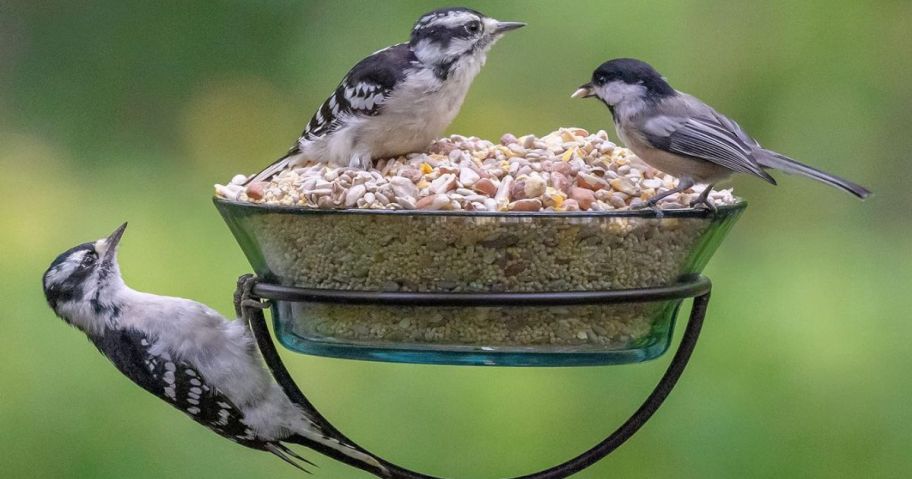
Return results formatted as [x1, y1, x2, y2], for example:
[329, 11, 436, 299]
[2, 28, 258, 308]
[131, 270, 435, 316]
[571, 83, 595, 99]
[493, 21, 526, 34]
[97, 222, 128, 261]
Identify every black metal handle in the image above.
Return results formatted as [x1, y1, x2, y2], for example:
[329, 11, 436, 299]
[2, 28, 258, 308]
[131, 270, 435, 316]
[236, 275, 712, 479]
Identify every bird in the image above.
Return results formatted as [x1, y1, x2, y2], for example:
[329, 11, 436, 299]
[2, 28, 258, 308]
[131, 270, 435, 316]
[245, 7, 525, 184]
[41, 223, 388, 477]
[571, 58, 871, 210]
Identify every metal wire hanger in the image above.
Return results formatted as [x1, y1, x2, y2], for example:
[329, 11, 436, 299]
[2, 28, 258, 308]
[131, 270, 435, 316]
[235, 274, 712, 479]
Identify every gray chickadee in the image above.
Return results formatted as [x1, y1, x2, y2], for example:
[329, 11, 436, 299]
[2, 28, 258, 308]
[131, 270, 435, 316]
[572, 58, 871, 209]
[42, 223, 387, 477]
[247, 7, 525, 184]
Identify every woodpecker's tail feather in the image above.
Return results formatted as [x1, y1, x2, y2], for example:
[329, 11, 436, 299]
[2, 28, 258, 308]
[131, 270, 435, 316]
[274, 443, 318, 469]
[288, 432, 389, 478]
[757, 150, 871, 199]
[266, 443, 313, 474]
[244, 148, 304, 185]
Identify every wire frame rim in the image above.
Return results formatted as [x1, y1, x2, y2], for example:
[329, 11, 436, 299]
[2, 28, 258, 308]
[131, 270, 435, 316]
[251, 275, 712, 307]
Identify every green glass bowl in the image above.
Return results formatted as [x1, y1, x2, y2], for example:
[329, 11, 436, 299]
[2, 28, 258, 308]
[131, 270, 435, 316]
[215, 198, 746, 366]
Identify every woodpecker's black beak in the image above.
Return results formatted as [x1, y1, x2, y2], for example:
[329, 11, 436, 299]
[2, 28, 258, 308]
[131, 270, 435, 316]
[571, 83, 595, 99]
[493, 21, 526, 34]
[100, 222, 128, 262]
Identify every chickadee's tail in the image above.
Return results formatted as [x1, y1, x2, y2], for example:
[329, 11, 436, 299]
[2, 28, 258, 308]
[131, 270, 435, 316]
[757, 149, 872, 199]
[287, 431, 389, 478]
[244, 148, 304, 186]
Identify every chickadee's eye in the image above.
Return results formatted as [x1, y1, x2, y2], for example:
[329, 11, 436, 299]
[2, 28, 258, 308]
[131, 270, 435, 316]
[465, 21, 481, 34]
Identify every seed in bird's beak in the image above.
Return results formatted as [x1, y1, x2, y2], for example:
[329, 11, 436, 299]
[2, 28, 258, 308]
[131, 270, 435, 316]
[493, 21, 526, 34]
[571, 83, 595, 99]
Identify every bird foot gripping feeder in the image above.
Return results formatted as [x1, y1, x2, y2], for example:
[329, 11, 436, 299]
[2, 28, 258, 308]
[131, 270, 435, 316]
[217, 198, 746, 478]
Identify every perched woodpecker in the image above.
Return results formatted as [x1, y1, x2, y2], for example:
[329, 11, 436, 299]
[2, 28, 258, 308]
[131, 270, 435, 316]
[41, 223, 387, 477]
[572, 58, 871, 209]
[246, 7, 525, 183]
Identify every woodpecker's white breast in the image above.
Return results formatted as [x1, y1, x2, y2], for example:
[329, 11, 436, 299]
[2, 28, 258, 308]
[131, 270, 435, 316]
[301, 54, 486, 168]
[362, 63, 479, 155]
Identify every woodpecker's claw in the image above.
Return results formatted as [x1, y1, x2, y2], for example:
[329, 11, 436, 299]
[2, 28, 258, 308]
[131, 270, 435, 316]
[242, 299, 269, 310]
[235, 274, 269, 323]
[242, 276, 269, 309]
[234, 274, 253, 317]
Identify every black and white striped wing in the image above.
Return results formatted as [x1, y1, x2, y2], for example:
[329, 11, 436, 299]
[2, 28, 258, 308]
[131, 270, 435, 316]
[91, 328, 261, 446]
[300, 43, 415, 141]
[642, 111, 777, 184]
[301, 80, 389, 140]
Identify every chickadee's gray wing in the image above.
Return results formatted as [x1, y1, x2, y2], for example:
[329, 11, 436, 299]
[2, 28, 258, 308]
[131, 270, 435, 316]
[300, 43, 416, 141]
[90, 328, 262, 447]
[641, 101, 777, 184]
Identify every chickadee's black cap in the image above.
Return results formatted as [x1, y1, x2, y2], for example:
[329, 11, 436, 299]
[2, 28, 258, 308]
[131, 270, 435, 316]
[593, 58, 675, 98]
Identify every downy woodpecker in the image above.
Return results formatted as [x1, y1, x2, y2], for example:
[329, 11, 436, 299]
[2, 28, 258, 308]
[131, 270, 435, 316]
[247, 7, 524, 183]
[42, 223, 387, 476]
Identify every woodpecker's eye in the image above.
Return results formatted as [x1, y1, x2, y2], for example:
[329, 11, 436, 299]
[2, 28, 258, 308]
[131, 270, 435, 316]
[465, 21, 481, 34]
[82, 252, 97, 267]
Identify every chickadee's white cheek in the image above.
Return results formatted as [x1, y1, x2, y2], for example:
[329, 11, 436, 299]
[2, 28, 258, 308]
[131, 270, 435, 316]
[597, 84, 620, 104]
[597, 82, 647, 105]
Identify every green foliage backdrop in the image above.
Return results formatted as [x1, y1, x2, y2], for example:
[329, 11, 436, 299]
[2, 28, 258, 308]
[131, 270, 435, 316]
[1, 1, 910, 478]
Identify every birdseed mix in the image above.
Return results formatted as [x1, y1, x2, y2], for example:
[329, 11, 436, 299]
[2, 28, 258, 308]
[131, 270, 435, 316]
[216, 128, 740, 352]
[216, 127, 736, 213]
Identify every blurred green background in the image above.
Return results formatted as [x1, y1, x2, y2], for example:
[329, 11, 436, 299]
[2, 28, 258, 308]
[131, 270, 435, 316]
[2, 1, 910, 478]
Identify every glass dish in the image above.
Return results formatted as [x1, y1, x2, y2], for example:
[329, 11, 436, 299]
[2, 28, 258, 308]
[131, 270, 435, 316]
[215, 198, 746, 366]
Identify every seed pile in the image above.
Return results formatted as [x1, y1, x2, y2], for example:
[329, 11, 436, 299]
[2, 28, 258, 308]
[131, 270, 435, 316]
[216, 128, 736, 212]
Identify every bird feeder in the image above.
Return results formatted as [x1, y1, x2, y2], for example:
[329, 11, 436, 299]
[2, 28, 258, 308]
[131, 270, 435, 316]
[217, 197, 746, 477]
